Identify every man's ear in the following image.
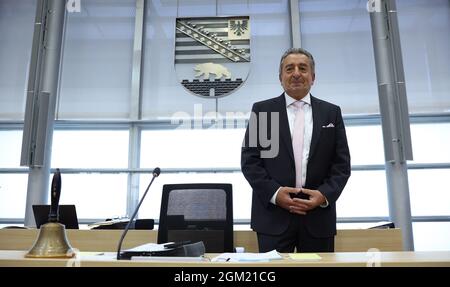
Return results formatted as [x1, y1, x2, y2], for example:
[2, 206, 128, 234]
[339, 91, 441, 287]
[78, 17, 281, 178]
[312, 73, 316, 84]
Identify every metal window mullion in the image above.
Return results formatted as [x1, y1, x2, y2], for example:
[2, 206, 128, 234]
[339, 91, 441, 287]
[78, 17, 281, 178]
[2, 163, 450, 175]
[127, 125, 141, 218]
[126, 0, 146, 219]
[289, 0, 301, 48]
[3, 113, 450, 130]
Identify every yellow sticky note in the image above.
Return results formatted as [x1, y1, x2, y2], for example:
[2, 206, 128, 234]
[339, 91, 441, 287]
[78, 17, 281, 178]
[288, 253, 322, 260]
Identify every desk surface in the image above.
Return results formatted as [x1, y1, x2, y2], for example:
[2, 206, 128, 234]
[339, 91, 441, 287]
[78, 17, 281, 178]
[1, 250, 449, 267]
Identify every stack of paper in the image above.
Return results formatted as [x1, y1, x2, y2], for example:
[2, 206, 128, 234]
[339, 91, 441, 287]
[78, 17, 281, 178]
[211, 250, 282, 262]
[131, 256, 207, 262]
[124, 242, 170, 253]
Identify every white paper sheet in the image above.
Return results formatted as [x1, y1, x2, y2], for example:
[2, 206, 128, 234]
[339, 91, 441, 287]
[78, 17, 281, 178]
[211, 250, 282, 262]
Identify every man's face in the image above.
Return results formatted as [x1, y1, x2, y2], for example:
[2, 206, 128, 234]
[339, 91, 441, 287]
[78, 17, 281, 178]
[280, 53, 315, 100]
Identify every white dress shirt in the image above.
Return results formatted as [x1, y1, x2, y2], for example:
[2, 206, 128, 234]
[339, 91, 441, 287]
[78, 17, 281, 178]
[270, 93, 313, 204]
[286, 93, 313, 185]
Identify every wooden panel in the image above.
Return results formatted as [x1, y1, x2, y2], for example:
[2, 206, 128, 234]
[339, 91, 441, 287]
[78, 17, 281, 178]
[234, 230, 258, 252]
[335, 228, 403, 252]
[0, 228, 402, 252]
[234, 229, 403, 252]
[0, 229, 155, 252]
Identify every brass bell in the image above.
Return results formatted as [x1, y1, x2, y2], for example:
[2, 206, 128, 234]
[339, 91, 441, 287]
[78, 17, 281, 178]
[26, 222, 74, 258]
[26, 169, 75, 258]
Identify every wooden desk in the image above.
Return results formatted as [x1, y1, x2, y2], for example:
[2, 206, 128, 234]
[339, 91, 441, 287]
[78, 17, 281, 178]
[0, 228, 403, 252]
[0, 250, 449, 267]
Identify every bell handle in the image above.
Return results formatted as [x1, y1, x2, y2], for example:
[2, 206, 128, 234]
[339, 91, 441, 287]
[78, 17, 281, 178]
[48, 169, 61, 222]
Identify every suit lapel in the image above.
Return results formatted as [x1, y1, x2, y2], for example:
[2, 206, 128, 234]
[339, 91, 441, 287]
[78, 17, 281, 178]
[309, 96, 323, 159]
[275, 94, 295, 162]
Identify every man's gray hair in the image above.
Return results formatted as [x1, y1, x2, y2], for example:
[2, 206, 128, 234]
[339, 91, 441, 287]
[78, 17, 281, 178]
[278, 48, 315, 80]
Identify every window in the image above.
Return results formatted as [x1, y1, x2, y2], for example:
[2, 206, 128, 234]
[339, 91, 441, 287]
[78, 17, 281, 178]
[0, 174, 28, 219]
[0, 0, 36, 120]
[413, 222, 450, 251]
[409, 169, 450, 216]
[346, 125, 384, 165]
[140, 128, 245, 169]
[0, 131, 27, 219]
[337, 170, 388, 218]
[0, 130, 23, 168]
[299, 0, 379, 115]
[52, 130, 129, 168]
[58, 0, 135, 119]
[397, 0, 450, 113]
[50, 130, 129, 220]
[57, 173, 128, 220]
[410, 123, 450, 164]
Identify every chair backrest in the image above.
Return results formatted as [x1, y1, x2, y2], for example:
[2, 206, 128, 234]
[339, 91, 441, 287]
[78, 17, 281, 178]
[157, 183, 233, 252]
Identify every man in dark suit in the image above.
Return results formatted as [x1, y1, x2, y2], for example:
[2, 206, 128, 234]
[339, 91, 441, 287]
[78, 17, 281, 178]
[241, 48, 351, 253]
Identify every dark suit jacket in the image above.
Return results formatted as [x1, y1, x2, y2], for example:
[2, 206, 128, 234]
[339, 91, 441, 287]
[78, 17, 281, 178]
[241, 93, 351, 238]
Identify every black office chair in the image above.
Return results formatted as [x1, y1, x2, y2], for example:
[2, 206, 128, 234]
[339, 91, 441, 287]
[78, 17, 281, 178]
[157, 183, 233, 253]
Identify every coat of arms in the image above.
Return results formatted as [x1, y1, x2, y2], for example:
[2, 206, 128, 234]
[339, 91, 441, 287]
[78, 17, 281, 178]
[175, 16, 251, 98]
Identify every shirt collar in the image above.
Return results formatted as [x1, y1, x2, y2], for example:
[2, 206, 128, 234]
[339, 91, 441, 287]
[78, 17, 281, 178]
[284, 92, 311, 108]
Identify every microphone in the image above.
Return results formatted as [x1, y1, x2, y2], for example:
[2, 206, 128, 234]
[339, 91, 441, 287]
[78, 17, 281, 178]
[116, 167, 161, 260]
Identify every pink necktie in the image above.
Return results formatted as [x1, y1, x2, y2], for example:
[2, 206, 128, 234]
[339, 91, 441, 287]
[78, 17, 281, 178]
[292, 101, 305, 188]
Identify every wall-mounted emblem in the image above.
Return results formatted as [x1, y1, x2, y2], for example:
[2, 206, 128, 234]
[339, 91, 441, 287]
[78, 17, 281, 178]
[175, 16, 251, 98]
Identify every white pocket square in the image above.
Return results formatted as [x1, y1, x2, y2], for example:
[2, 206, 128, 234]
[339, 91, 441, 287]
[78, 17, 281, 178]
[322, 123, 335, 128]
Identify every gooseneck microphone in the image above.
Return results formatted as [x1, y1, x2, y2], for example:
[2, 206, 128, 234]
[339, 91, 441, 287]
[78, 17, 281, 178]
[116, 167, 161, 260]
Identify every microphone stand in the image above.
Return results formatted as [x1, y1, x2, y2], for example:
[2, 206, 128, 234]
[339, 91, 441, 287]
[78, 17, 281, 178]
[116, 167, 160, 260]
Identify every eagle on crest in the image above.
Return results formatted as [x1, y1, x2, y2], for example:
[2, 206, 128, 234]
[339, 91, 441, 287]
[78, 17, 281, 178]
[230, 20, 248, 36]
